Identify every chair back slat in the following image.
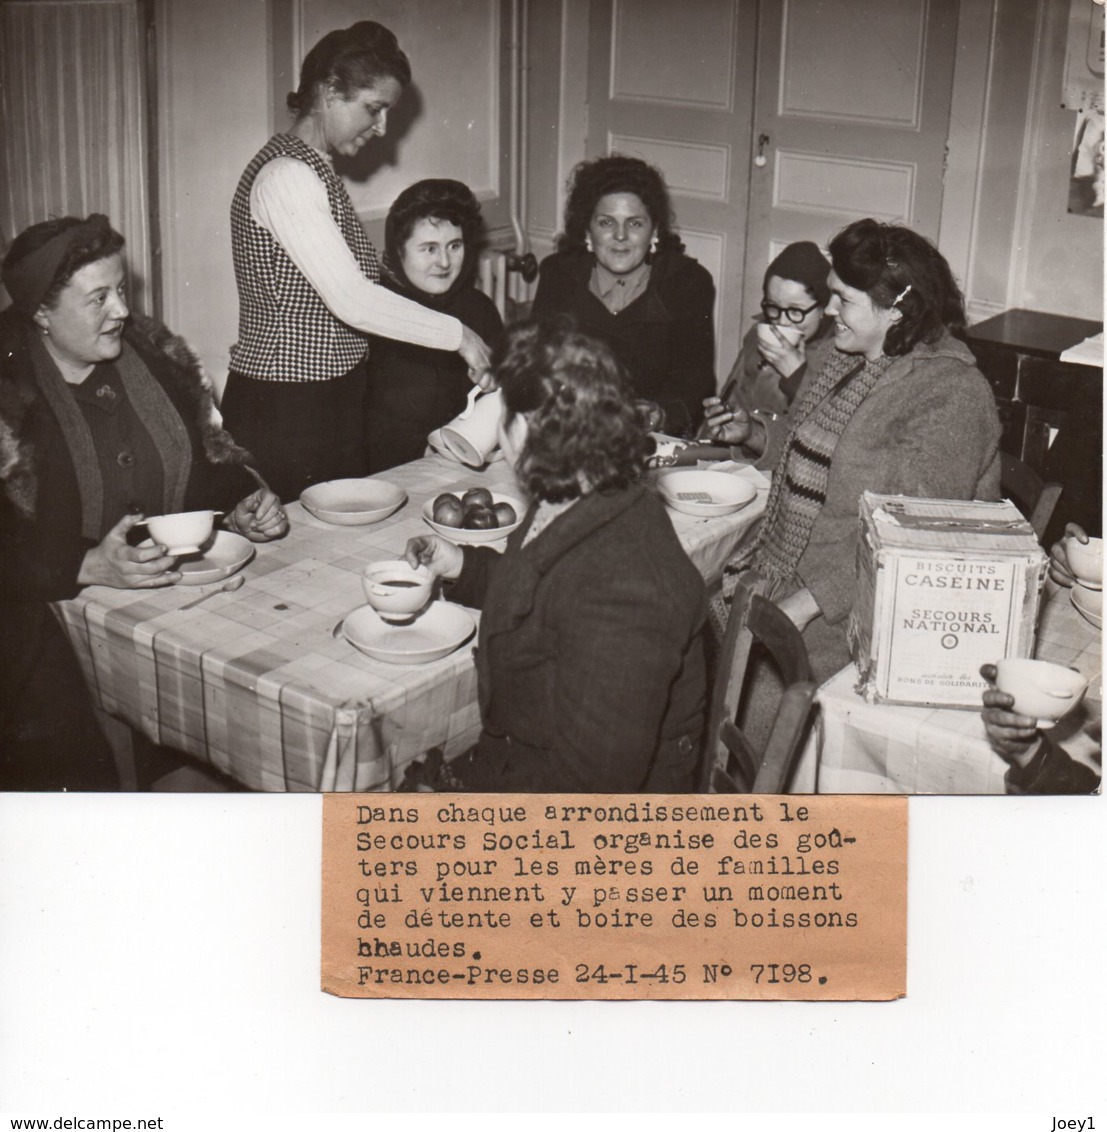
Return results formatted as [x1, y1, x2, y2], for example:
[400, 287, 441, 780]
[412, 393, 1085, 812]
[700, 579, 818, 794]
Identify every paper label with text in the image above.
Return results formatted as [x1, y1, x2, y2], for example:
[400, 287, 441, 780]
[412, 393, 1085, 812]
[321, 793, 906, 1000]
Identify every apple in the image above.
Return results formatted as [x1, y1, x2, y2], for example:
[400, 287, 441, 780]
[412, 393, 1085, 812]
[462, 487, 494, 509]
[463, 505, 497, 530]
[432, 497, 465, 528]
[492, 502, 517, 528]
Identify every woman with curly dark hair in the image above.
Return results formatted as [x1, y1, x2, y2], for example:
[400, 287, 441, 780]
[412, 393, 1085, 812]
[402, 319, 707, 792]
[530, 155, 716, 437]
[705, 218, 1001, 740]
[364, 179, 504, 471]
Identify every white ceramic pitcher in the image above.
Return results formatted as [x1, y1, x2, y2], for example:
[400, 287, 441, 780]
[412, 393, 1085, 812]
[437, 387, 503, 467]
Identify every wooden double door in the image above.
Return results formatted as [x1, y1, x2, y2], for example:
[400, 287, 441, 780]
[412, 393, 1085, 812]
[584, 0, 961, 378]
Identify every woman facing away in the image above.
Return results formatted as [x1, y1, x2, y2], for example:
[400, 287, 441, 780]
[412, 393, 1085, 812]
[0, 215, 287, 790]
[704, 218, 1001, 708]
[530, 155, 716, 438]
[365, 179, 504, 473]
[223, 20, 493, 501]
[401, 320, 708, 793]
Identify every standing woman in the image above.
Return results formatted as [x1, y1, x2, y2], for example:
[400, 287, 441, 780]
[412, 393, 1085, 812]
[364, 179, 503, 472]
[531, 155, 716, 437]
[224, 21, 492, 501]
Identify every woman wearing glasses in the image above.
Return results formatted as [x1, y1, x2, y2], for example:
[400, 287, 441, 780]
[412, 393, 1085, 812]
[704, 241, 833, 426]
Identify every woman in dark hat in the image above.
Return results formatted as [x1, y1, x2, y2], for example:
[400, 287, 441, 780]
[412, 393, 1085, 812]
[364, 179, 503, 472]
[1, 214, 287, 790]
[704, 241, 834, 428]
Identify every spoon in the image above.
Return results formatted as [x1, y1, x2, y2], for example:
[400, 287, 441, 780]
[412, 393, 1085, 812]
[179, 573, 245, 610]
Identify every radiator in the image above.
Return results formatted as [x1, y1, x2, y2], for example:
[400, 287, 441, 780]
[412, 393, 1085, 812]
[477, 248, 538, 320]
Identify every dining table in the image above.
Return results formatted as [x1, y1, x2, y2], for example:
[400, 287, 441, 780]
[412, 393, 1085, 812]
[791, 577, 1102, 794]
[56, 453, 769, 792]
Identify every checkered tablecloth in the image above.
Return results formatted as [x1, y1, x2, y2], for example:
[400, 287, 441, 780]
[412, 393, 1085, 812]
[792, 580, 1102, 794]
[57, 455, 768, 792]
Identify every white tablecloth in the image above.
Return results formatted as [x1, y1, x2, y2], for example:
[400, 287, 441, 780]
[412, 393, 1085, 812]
[58, 455, 768, 792]
[792, 580, 1102, 794]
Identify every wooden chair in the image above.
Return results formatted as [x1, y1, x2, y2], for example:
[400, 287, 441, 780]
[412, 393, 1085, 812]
[1000, 450, 1063, 542]
[698, 578, 817, 794]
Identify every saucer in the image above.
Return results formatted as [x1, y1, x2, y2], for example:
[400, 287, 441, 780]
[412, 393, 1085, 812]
[143, 531, 255, 586]
[1071, 585, 1103, 630]
[342, 602, 476, 665]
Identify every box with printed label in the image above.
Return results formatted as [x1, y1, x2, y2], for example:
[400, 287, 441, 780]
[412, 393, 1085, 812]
[848, 493, 1047, 708]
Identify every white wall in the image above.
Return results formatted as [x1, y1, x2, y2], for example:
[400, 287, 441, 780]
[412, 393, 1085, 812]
[1010, 0, 1104, 320]
[156, 0, 271, 397]
[943, 0, 1103, 324]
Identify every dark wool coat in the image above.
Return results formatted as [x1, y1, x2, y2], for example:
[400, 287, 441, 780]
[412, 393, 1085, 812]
[531, 249, 716, 436]
[446, 483, 708, 792]
[364, 276, 503, 473]
[0, 309, 259, 700]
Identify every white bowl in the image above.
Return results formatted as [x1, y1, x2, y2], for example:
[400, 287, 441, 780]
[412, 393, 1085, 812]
[361, 560, 433, 622]
[994, 658, 1088, 728]
[655, 469, 758, 518]
[300, 478, 406, 526]
[145, 510, 215, 555]
[1064, 535, 1103, 589]
[421, 492, 525, 544]
[342, 602, 476, 665]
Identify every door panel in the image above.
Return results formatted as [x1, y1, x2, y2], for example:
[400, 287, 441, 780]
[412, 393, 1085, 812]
[744, 0, 960, 317]
[587, 0, 758, 382]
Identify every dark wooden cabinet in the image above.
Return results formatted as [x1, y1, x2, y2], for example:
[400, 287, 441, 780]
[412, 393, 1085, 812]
[963, 308, 1102, 465]
[963, 308, 1102, 541]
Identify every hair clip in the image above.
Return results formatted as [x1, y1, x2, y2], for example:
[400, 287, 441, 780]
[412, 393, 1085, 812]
[893, 284, 912, 305]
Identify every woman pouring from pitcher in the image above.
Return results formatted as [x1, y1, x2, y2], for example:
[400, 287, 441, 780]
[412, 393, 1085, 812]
[223, 20, 493, 500]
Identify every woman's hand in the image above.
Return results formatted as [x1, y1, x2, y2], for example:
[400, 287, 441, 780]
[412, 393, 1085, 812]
[404, 534, 464, 581]
[228, 488, 289, 542]
[78, 512, 181, 589]
[758, 326, 807, 378]
[458, 325, 495, 390]
[700, 396, 756, 447]
[979, 663, 1042, 763]
[1048, 523, 1089, 587]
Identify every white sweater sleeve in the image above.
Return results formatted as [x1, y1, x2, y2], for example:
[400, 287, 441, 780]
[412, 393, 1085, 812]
[250, 157, 464, 352]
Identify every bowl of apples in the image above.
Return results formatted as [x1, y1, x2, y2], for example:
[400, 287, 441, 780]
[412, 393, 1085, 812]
[421, 487, 525, 544]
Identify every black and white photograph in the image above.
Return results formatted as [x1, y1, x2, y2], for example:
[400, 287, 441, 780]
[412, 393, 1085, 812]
[1, 0, 1101, 799]
[0, 0, 1103, 1122]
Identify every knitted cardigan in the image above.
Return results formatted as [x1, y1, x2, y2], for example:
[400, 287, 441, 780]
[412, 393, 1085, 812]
[756, 332, 1002, 630]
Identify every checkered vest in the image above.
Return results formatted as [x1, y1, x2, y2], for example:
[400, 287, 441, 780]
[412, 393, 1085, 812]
[229, 133, 380, 381]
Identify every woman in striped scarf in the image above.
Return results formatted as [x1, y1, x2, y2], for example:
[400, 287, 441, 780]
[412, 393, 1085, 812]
[703, 219, 1001, 740]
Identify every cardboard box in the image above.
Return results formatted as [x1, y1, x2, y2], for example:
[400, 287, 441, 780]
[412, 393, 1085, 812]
[848, 493, 1047, 708]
